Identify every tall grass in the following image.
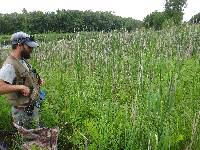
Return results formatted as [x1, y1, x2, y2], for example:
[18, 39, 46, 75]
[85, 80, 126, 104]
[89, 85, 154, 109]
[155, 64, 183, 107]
[0, 25, 200, 149]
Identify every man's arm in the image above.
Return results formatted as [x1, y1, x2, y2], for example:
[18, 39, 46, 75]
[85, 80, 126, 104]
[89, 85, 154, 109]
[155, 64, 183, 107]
[0, 80, 30, 96]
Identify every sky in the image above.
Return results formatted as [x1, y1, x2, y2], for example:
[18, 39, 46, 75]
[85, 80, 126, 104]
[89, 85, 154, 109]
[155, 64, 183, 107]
[0, 0, 199, 21]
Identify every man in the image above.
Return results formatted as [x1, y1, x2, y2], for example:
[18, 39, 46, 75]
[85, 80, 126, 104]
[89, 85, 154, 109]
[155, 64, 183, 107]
[0, 32, 59, 149]
[0, 31, 42, 129]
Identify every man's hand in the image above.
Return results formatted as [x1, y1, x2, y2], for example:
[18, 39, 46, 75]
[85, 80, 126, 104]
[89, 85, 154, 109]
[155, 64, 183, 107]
[19, 85, 30, 96]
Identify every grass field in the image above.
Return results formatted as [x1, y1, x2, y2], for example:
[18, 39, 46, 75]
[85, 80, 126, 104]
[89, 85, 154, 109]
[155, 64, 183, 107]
[0, 25, 200, 149]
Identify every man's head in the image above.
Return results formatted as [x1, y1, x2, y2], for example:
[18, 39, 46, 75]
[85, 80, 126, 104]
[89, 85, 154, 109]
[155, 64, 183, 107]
[11, 31, 39, 59]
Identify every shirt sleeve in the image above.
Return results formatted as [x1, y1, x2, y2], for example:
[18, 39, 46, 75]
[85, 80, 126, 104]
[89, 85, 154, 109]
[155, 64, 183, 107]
[0, 64, 16, 84]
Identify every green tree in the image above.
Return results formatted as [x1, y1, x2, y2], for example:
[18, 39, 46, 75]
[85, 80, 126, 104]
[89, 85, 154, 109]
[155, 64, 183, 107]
[189, 12, 200, 24]
[123, 17, 142, 31]
[143, 11, 165, 30]
[0, 9, 142, 34]
[164, 0, 187, 25]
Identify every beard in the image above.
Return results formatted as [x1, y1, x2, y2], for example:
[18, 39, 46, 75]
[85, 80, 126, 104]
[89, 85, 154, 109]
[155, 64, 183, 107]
[21, 48, 31, 59]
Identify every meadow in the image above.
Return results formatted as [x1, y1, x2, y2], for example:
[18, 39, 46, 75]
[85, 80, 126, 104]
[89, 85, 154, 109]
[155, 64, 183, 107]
[0, 25, 200, 149]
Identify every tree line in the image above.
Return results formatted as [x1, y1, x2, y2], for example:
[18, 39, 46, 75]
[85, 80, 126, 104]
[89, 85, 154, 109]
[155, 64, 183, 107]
[0, 9, 142, 34]
[0, 0, 199, 35]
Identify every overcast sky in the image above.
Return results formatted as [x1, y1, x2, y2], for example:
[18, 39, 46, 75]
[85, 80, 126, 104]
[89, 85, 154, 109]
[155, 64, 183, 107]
[0, 0, 199, 21]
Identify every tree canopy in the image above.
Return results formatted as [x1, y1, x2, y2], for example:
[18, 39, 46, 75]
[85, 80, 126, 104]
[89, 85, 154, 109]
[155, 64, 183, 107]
[165, 0, 187, 24]
[143, 0, 187, 30]
[0, 9, 142, 34]
[189, 12, 200, 24]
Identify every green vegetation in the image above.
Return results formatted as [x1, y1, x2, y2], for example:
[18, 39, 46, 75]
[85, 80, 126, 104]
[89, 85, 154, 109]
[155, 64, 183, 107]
[0, 9, 142, 34]
[143, 0, 187, 30]
[164, 0, 187, 25]
[189, 12, 200, 24]
[1, 25, 200, 149]
[143, 11, 166, 30]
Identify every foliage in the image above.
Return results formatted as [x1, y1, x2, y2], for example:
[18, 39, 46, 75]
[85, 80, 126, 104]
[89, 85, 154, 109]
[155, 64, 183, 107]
[143, 11, 166, 30]
[189, 12, 200, 24]
[164, 0, 187, 25]
[144, 0, 187, 30]
[1, 25, 200, 149]
[0, 9, 142, 34]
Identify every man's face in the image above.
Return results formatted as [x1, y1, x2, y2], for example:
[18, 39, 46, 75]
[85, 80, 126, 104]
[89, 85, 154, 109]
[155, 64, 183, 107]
[20, 44, 33, 59]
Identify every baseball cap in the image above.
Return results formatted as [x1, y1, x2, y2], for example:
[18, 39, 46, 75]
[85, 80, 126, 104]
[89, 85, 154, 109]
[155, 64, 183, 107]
[11, 31, 39, 48]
